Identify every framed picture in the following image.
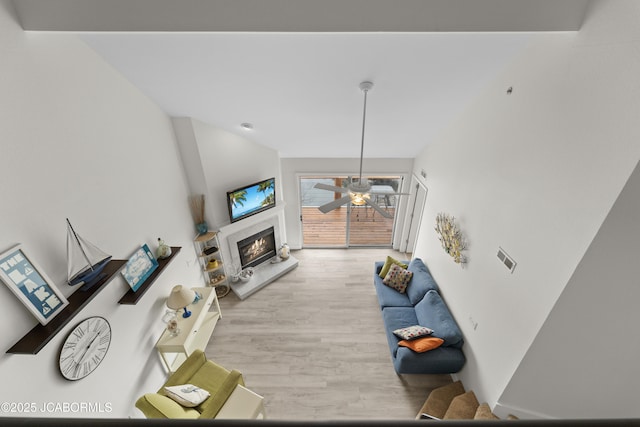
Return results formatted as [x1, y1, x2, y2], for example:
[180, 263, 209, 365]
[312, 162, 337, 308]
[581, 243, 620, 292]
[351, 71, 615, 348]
[0, 244, 69, 325]
[121, 244, 158, 292]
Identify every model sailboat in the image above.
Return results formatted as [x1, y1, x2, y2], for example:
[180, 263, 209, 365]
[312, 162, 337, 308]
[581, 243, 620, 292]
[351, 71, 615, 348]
[66, 218, 112, 289]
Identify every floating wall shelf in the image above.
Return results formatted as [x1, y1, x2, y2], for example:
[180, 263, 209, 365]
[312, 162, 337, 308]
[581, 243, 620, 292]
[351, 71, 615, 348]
[118, 246, 181, 305]
[7, 259, 127, 355]
[7, 246, 181, 354]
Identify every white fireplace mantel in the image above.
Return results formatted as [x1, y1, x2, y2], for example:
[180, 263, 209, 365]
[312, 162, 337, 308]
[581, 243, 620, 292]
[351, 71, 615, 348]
[220, 208, 285, 273]
[217, 203, 297, 299]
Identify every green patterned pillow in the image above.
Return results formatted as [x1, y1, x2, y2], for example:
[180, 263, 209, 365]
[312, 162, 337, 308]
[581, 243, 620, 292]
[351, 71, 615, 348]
[382, 263, 413, 293]
[379, 256, 408, 278]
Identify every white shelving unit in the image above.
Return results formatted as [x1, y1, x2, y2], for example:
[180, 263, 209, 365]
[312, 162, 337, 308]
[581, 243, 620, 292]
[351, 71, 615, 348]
[155, 287, 221, 373]
[194, 231, 230, 298]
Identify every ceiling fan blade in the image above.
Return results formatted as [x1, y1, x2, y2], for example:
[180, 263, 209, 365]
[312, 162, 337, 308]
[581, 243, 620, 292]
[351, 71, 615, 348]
[314, 183, 349, 193]
[318, 195, 352, 213]
[365, 198, 393, 219]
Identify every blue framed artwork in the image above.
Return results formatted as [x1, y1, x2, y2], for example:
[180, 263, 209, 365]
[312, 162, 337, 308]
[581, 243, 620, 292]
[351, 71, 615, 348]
[0, 244, 69, 325]
[121, 244, 158, 292]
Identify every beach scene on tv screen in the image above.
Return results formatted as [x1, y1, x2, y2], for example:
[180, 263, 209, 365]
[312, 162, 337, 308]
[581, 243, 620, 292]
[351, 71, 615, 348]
[229, 179, 275, 220]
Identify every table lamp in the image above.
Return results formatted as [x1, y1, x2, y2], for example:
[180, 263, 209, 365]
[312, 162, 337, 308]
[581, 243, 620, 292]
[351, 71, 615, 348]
[167, 285, 196, 318]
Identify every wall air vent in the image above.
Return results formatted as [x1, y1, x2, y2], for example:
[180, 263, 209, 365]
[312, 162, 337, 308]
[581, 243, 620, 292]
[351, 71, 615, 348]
[497, 247, 516, 273]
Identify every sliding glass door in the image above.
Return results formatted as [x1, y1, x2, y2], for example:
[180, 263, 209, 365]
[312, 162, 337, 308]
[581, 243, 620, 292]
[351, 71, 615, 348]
[300, 175, 404, 247]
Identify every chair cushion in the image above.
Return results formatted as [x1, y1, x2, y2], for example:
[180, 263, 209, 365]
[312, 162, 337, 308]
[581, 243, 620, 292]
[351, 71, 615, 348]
[137, 393, 200, 419]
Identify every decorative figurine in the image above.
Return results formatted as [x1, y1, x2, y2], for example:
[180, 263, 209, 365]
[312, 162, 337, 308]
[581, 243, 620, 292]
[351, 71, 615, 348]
[156, 238, 172, 260]
[279, 243, 290, 260]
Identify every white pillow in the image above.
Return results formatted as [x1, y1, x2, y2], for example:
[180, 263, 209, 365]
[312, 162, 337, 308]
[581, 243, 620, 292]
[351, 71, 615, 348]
[164, 384, 210, 407]
[392, 325, 434, 340]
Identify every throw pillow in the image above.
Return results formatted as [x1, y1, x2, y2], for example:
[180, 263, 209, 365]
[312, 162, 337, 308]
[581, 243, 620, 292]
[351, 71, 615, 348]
[379, 256, 408, 278]
[164, 384, 210, 407]
[393, 325, 434, 340]
[382, 264, 413, 293]
[398, 336, 444, 353]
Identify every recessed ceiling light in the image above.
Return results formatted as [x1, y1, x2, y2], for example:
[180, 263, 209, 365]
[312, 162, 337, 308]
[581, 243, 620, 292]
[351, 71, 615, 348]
[240, 123, 253, 130]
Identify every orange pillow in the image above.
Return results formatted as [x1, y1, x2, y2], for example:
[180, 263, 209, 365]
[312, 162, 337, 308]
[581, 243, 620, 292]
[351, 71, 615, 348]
[398, 337, 444, 353]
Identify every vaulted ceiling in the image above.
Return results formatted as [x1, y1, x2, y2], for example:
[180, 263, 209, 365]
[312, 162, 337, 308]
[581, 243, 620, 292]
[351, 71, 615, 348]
[12, 0, 590, 158]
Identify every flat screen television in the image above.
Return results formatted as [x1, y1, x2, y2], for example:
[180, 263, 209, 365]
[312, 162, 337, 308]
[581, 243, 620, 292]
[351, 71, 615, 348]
[226, 177, 276, 223]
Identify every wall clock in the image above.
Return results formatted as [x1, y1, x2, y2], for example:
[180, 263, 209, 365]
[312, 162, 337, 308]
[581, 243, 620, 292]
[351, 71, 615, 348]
[59, 316, 111, 381]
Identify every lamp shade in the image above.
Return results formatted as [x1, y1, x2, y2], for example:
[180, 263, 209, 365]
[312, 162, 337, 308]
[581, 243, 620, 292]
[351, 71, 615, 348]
[166, 285, 196, 310]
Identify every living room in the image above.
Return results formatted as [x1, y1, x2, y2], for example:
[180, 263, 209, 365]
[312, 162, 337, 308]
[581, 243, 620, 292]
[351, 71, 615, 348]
[1, 0, 640, 423]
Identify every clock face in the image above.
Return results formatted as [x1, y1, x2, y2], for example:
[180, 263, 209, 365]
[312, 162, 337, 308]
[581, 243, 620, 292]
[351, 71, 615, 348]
[59, 316, 111, 381]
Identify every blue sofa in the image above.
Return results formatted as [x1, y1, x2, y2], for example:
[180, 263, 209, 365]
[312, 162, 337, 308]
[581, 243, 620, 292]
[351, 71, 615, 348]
[374, 258, 466, 374]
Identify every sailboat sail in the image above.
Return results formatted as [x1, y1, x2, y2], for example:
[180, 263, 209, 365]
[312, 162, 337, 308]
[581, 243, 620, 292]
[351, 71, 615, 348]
[66, 219, 112, 287]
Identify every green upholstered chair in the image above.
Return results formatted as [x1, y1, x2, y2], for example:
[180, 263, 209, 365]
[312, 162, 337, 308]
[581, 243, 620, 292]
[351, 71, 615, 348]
[136, 350, 245, 419]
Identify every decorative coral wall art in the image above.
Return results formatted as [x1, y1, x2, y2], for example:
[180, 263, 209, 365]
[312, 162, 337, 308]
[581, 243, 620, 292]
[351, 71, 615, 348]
[434, 213, 467, 265]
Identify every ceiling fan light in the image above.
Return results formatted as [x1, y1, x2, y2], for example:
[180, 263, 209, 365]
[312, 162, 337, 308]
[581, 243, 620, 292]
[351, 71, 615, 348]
[350, 192, 368, 206]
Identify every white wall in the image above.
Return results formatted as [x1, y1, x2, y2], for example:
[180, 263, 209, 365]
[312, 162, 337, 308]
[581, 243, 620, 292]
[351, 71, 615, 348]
[411, 0, 640, 412]
[174, 117, 282, 231]
[0, 0, 200, 418]
[280, 157, 414, 249]
[497, 159, 640, 419]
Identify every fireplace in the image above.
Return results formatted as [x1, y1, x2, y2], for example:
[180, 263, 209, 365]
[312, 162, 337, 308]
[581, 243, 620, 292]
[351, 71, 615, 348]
[221, 213, 298, 300]
[237, 226, 276, 269]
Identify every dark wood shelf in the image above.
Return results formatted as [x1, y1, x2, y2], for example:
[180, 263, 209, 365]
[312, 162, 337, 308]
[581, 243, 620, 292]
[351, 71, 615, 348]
[118, 246, 181, 305]
[7, 259, 127, 355]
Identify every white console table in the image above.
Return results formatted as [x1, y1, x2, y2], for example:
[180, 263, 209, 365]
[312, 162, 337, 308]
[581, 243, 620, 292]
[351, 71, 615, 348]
[156, 287, 220, 373]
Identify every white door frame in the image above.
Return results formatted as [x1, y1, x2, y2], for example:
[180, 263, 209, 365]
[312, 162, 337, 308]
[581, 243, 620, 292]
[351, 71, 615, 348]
[399, 175, 427, 254]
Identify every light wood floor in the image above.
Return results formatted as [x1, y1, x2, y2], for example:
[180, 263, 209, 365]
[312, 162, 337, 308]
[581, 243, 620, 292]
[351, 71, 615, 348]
[302, 206, 396, 246]
[206, 248, 452, 420]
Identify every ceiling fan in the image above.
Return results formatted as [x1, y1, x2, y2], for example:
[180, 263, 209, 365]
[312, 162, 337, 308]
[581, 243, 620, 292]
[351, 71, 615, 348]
[315, 81, 409, 219]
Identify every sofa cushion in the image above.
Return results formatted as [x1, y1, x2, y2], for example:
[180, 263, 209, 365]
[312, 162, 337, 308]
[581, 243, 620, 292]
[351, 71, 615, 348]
[415, 290, 464, 348]
[373, 264, 413, 308]
[382, 264, 413, 293]
[406, 258, 440, 305]
[381, 307, 419, 356]
[379, 256, 409, 278]
[398, 336, 444, 353]
[393, 345, 466, 375]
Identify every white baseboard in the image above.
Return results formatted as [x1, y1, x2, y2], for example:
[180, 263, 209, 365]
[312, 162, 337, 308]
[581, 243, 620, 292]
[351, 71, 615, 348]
[493, 401, 552, 420]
